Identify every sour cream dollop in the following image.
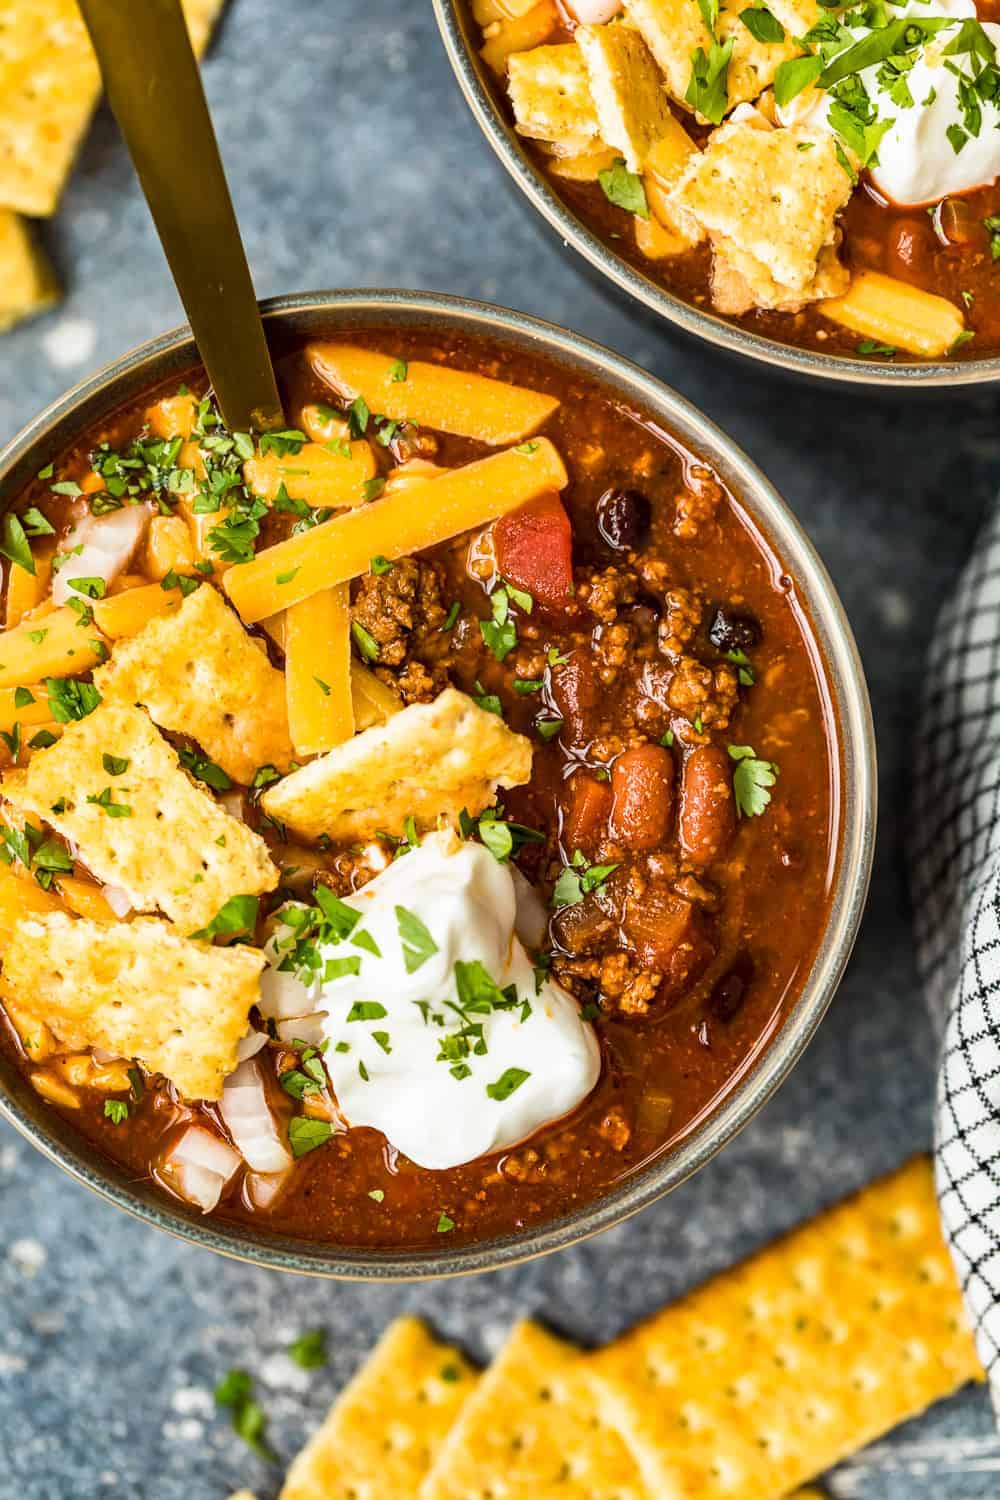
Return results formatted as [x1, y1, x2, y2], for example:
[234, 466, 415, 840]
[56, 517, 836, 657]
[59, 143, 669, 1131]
[258, 834, 600, 1171]
[779, 0, 1000, 206]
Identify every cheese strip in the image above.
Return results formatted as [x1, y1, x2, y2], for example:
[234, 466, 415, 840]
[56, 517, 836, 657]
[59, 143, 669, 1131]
[280, 1317, 479, 1500]
[0, 606, 107, 688]
[0, 861, 60, 938]
[480, 0, 560, 73]
[243, 441, 376, 507]
[285, 585, 354, 756]
[822, 271, 965, 359]
[225, 438, 568, 624]
[5, 548, 53, 626]
[351, 662, 401, 730]
[307, 344, 560, 445]
[590, 1156, 983, 1499]
[0, 688, 53, 733]
[56, 874, 120, 922]
[92, 580, 186, 638]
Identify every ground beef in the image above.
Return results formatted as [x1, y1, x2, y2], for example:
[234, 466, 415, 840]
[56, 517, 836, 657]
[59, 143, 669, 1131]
[596, 1105, 632, 1151]
[667, 655, 739, 729]
[592, 621, 633, 684]
[578, 564, 639, 624]
[389, 658, 449, 706]
[597, 951, 663, 1015]
[658, 588, 703, 656]
[351, 557, 446, 668]
[674, 469, 722, 541]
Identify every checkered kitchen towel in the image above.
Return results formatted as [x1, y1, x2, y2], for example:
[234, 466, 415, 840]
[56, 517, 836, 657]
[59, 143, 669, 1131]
[912, 501, 1000, 1403]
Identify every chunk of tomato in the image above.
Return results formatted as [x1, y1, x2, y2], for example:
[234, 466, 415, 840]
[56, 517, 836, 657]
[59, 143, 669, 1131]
[493, 491, 574, 610]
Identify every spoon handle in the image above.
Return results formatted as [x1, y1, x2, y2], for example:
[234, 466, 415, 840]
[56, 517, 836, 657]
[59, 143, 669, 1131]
[78, 0, 284, 433]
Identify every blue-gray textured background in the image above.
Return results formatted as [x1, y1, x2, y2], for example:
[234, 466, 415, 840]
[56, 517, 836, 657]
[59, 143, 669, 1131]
[1, 3, 999, 1496]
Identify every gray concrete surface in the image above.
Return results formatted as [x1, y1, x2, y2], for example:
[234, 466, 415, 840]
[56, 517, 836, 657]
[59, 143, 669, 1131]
[1, 2, 999, 1495]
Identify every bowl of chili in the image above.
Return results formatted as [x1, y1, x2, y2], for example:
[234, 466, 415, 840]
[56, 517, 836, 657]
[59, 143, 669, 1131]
[0, 290, 875, 1276]
[434, 0, 1000, 386]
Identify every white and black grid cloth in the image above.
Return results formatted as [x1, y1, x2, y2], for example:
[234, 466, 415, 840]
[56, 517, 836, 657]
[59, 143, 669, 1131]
[913, 502, 1000, 1405]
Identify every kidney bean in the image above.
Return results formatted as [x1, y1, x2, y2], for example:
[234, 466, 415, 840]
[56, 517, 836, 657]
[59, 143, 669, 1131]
[609, 744, 675, 851]
[679, 745, 735, 866]
[550, 650, 601, 747]
[887, 216, 934, 278]
[562, 771, 613, 857]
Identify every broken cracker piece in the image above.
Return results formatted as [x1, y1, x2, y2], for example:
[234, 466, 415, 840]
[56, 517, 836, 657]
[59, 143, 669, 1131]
[0, 0, 226, 216]
[261, 687, 533, 843]
[2, 702, 278, 931]
[280, 1317, 478, 1500]
[507, 43, 602, 148]
[589, 1157, 983, 1500]
[716, 1, 801, 112]
[576, 22, 677, 173]
[673, 117, 852, 300]
[622, 0, 713, 111]
[0, 211, 59, 332]
[420, 1321, 649, 1500]
[94, 583, 294, 784]
[3, 912, 264, 1101]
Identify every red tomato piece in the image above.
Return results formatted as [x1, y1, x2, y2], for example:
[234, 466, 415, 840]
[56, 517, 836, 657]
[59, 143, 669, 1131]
[493, 491, 574, 609]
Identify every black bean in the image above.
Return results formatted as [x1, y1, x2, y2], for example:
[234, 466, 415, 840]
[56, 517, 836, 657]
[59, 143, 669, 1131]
[708, 953, 754, 1022]
[596, 487, 652, 553]
[708, 607, 761, 654]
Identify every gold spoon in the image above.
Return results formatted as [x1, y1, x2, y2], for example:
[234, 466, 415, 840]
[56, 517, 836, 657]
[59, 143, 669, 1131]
[77, 0, 285, 433]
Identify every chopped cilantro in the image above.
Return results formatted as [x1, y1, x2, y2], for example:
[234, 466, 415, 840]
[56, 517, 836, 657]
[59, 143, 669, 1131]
[536, 716, 563, 742]
[101, 752, 130, 775]
[85, 786, 132, 818]
[352, 620, 380, 662]
[178, 746, 233, 792]
[288, 1116, 333, 1158]
[441, 600, 461, 632]
[728, 744, 779, 817]
[436, 1211, 455, 1233]
[103, 1099, 129, 1124]
[396, 905, 439, 973]
[191, 892, 259, 940]
[597, 158, 650, 218]
[214, 1369, 276, 1462]
[686, 39, 734, 123]
[552, 851, 620, 908]
[362, 476, 386, 503]
[368, 1188, 385, 1202]
[389, 358, 408, 382]
[0, 514, 34, 576]
[346, 1001, 388, 1022]
[287, 1329, 328, 1369]
[486, 1066, 531, 1101]
[370, 554, 393, 575]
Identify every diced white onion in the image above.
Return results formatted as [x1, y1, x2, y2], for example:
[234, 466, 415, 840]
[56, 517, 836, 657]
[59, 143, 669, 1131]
[52, 506, 149, 606]
[102, 885, 133, 918]
[565, 0, 622, 20]
[257, 961, 314, 1020]
[220, 790, 245, 822]
[219, 1060, 291, 1174]
[275, 1013, 326, 1047]
[245, 1168, 293, 1210]
[162, 1125, 241, 1213]
[512, 866, 548, 952]
[235, 1030, 268, 1062]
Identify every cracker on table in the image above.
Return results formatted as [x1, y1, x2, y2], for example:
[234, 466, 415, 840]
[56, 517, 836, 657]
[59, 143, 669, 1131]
[673, 117, 852, 297]
[280, 1317, 478, 1500]
[261, 687, 533, 843]
[0, 211, 59, 332]
[3, 912, 264, 1100]
[576, 21, 677, 172]
[622, 0, 713, 110]
[507, 44, 602, 148]
[0, 0, 226, 216]
[589, 1157, 983, 1499]
[2, 702, 278, 932]
[420, 1320, 649, 1500]
[94, 582, 294, 785]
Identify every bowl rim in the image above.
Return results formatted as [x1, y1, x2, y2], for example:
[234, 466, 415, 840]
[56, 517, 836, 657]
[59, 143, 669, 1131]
[0, 288, 877, 1278]
[432, 0, 1000, 390]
